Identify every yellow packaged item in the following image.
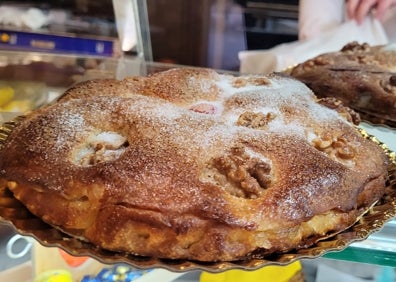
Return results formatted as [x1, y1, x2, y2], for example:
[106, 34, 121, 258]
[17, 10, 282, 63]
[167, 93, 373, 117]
[200, 260, 303, 282]
[1, 100, 32, 112]
[0, 86, 14, 106]
[34, 269, 73, 282]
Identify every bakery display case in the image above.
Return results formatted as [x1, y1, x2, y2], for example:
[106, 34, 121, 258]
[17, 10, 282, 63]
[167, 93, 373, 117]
[0, 1, 396, 282]
[0, 0, 153, 61]
[0, 49, 395, 281]
[0, 0, 246, 71]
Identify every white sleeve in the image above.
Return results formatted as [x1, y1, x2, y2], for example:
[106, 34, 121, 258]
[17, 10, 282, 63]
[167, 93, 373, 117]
[298, 0, 345, 40]
[382, 6, 396, 42]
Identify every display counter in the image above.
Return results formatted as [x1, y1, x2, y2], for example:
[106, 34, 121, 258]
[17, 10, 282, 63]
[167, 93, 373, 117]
[0, 50, 395, 281]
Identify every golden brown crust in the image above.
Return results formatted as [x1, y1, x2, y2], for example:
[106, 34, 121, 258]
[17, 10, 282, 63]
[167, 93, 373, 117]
[0, 68, 389, 261]
[290, 41, 396, 124]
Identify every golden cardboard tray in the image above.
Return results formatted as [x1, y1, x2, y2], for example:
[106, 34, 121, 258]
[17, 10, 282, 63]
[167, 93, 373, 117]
[0, 117, 396, 273]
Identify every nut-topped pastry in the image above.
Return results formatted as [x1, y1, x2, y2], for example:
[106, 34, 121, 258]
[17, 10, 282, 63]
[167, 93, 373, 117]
[0, 68, 389, 262]
[290, 41, 396, 126]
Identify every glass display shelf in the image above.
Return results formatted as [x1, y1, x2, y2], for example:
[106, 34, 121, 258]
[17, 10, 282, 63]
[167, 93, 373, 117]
[325, 218, 396, 267]
[0, 50, 395, 270]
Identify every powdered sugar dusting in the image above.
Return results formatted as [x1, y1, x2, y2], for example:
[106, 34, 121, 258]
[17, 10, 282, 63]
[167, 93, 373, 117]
[52, 111, 87, 150]
[132, 72, 350, 162]
[94, 132, 126, 146]
[210, 74, 346, 139]
[3, 69, 357, 195]
[188, 76, 214, 93]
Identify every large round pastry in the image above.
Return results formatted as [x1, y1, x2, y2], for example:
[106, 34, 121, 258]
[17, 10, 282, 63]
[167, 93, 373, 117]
[0, 68, 389, 262]
[290, 41, 396, 126]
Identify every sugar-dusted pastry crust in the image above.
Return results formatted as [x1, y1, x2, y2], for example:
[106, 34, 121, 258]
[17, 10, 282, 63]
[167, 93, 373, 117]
[290, 41, 396, 125]
[0, 68, 389, 262]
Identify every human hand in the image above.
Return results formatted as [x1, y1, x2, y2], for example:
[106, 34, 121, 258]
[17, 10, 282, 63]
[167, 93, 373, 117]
[346, 0, 396, 24]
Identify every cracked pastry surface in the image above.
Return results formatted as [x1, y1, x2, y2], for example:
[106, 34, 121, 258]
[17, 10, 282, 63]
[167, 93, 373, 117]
[0, 68, 389, 262]
[290, 41, 396, 125]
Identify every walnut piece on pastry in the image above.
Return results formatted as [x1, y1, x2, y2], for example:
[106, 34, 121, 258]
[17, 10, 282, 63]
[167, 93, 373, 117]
[0, 68, 389, 262]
